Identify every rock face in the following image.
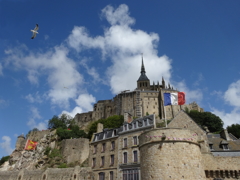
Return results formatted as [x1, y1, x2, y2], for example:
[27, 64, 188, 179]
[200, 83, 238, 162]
[0, 130, 89, 172]
[1, 130, 58, 171]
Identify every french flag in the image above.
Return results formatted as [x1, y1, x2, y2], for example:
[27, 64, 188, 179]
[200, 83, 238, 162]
[164, 92, 185, 106]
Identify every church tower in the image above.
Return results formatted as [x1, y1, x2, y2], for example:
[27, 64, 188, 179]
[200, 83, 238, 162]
[137, 57, 150, 90]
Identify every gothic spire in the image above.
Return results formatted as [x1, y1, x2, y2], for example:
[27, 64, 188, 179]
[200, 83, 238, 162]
[137, 55, 149, 82]
[141, 55, 146, 74]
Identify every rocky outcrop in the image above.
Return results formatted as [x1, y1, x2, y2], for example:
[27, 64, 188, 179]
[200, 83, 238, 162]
[0, 130, 58, 171]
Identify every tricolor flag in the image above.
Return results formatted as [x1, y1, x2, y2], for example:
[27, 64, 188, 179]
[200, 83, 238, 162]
[164, 92, 185, 106]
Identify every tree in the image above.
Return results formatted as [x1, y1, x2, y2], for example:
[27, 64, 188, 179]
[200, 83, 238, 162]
[48, 114, 72, 129]
[227, 124, 240, 139]
[87, 115, 124, 139]
[0, 156, 10, 166]
[187, 110, 223, 132]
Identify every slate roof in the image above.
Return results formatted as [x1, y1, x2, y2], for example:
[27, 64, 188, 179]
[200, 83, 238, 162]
[207, 134, 240, 151]
[137, 73, 149, 82]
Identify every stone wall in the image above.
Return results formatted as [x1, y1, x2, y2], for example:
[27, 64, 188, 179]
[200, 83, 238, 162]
[139, 128, 206, 180]
[0, 166, 93, 180]
[27, 130, 51, 142]
[61, 138, 89, 164]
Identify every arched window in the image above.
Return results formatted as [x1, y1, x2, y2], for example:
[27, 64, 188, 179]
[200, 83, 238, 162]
[43, 174, 46, 180]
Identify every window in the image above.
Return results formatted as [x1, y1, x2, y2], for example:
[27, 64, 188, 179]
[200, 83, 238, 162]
[144, 120, 147, 126]
[110, 155, 114, 166]
[133, 136, 137, 145]
[101, 156, 105, 167]
[110, 171, 113, 180]
[124, 138, 127, 148]
[102, 143, 106, 152]
[123, 152, 127, 164]
[222, 144, 229, 150]
[124, 125, 127, 131]
[93, 145, 97, 154]
[99, 172, 105, 180]
[111, 141, 115, 150]
[209, 144, 213, 150]
[92, 158, 96, 168]
[123, 169, 139, 180]
[133, 151, 138, 162]
[133, 123, 136, 128]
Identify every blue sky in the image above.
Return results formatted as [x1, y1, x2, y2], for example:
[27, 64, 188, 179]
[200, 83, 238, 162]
[1, 0, 240, 157]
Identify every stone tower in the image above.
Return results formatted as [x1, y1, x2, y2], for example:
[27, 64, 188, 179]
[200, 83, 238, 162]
[139, 128, 206, 180]
[15, 134, 26, 151]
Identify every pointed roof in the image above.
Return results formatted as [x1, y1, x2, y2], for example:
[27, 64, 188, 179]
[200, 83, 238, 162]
[137, 56, 149, 82]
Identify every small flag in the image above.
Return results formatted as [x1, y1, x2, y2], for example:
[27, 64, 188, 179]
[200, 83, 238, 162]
[164, 92, 185, 106]
[25, 140, 38, 150]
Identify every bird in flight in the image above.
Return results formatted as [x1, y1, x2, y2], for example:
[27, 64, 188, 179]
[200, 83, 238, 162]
[30, 24, 39, 39]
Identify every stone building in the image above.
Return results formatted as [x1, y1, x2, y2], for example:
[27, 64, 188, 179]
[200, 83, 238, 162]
[89, 114, 155, 180]
[88, 111, 240, 180]
[74, 58, 203, 130]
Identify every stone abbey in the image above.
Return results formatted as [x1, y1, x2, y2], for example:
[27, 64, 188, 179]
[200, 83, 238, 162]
[74, 57, 203, 130]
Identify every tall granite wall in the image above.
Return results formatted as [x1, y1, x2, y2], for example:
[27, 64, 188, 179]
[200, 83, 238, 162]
[0, 166, 93, 180]
[61, 138, 89, 164]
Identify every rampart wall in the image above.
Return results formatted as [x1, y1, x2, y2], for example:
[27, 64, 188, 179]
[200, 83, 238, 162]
[139, 128, 206, 180]
[61, 138, 89, 164]
[0, 166, 93, 180]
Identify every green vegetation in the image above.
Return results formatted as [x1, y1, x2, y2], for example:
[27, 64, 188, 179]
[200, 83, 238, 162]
[156, 120, 171, 128]
[48, 148, 62, 159]
[48, 114, 87, 140]
[186, 110, 223, 132]
[44, 147, 51, 156]
[0, 156, 10, 166]
[227, 124, 240, 138]
[26, 128, 39, 138]
[87, 115, 124, 139]
[58, 163, 67, 168]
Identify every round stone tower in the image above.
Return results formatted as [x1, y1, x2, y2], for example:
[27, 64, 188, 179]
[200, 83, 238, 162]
[15, 134, 26, 151]
[139, 128, 206, 180]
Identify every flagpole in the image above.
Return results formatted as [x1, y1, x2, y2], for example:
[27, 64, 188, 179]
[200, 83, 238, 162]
[164, 106, 167, 127]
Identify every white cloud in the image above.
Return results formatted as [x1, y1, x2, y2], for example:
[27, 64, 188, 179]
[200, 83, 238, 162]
[101, 4, 135, 26]
[75, 93, 96, 112]
[5, 45, 84, 108]
[61, 93, 96, 118]
[173, 80, 203, 104]
[61, 106, 84, 118]
[27, 107, 47, 130]
[0, 63, 3, 76]
[224, 80, 240, 107]
[0, 136, 13, 155]
[25, 92, 42, 103]
[211, 108, 240, 128]
[67, 4, 172, 94]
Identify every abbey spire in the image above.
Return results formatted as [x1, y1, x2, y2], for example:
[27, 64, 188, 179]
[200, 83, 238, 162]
[137, 56, 150, 90]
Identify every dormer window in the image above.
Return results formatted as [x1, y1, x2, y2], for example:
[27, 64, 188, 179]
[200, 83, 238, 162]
[113, 130, 117, 136]
[209, 144, 214, 150]
[220, 140, 229, 150]
[222, 144, 229, 150]
[133, 123, 136, 128]
[124, 125, 127, 131]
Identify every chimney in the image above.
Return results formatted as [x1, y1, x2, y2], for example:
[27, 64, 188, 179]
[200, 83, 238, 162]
[220, 129, 231, 141]
[97, 123, 104, 133]
[124, 112, 133, 123]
